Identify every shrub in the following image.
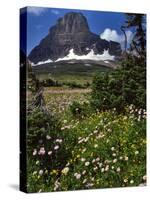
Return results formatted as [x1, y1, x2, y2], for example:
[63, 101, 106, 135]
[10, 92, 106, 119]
[63, 81, 85, 89]
[27, 108, 59, 154]
[91, 57, 146, 112]
[40, 78, 62, 87]
[69, 101, 91, 118]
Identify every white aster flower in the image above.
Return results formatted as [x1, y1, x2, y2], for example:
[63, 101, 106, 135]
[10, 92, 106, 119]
[38, 147, 45, 155]
[83, 179, 87, 184]
[113, 158, 117, 163]
[91, 177, 95, 181]
[119, 156, 123, 160]
[82, 148, 86, 153]
[130, 180, 134, 184]
[98, 163, 103, 168]
[33, 149, 37, 156]
[75, 173, 81, 179]
[116, 167, 121, 172]
[33, 171, 37, 175]
[94, 166, 98, 171]
[82, 170, 86, 175]
[85, 162, 90, 166]
[81, 158, 86, 162]
[93, 130, 98, 134]
[46, 135, 51, 140]
[39, 170, 43, 176]
[48, 151, 52, 155]
[124, 156, 129, 161]
[36, 160, 39, 165]
[105, 165, 109, 171]
[56, 139, 63, 143]
[111, 147, 115, 151]
[96, 157, 100, 162]
[86, 183, 94, 188]
[135, 150, 139, 155]
[54, 145, 59, 150]
[62, 167, 69, 175]
[101, 168, 105, 172]
[143, 175, 147, 181]
[63, 120, 67, 123]
[124, 179, 128, 183]
[94, 144, 98, 148]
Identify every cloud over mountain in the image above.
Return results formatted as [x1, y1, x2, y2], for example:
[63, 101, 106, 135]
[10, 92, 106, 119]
[100, 28, 133, 49]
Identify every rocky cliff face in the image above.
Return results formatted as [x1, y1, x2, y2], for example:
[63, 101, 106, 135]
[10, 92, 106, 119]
[28, 12, 122, 64]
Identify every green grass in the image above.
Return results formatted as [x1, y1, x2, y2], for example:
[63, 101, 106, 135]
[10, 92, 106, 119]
[33, 62, 112, 85]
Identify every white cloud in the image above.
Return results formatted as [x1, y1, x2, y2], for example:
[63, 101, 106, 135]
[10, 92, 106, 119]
[51, 9, 60, 15]
[100, 28, 133, 49]
[28, 7, 47, 16]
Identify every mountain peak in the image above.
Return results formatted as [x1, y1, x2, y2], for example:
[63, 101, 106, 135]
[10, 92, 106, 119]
[29, 12, 121, 64]
[49, 12, 90, 35]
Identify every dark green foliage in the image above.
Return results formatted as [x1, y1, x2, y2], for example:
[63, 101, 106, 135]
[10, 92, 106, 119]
[124, 14, 146, 60]
[27, 108, 59, 153]
[27, 107, 75, 173]
[70, 101, 91, 118]
[91, 56, 146, 112]
[63, 81, 86, 89]
[40, 78, 62, 87]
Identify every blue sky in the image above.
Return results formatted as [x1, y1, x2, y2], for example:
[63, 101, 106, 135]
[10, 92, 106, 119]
[25, 7, 133, 55]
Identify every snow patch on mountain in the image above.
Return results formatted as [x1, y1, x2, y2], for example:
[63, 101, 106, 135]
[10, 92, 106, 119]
[55, 49, 115, 62]
[31, 49, 115, 66]
[31, 59, 53, 66]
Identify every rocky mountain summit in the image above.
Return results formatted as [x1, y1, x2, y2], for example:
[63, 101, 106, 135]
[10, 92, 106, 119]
[28, 12, 122, 64]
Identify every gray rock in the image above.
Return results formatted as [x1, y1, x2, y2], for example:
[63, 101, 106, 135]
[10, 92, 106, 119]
[28, 12, 122, 64]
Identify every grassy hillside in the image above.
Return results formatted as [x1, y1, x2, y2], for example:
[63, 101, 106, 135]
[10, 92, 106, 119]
[33, 62, 112, 85]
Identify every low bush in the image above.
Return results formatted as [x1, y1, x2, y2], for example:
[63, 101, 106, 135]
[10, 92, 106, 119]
[91, 57, 146, 112]
[69, 101, 91, 118]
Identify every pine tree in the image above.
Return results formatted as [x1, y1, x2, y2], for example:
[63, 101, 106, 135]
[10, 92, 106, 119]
[124, 13, 146, 62]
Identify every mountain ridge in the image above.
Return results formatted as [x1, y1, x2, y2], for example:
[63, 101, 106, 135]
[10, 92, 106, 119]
[28, 12, 122, 64]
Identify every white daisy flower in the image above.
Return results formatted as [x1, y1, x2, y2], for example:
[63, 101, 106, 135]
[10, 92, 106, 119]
[130, 180, 134, 184]
[113, 158, 117, 163]
[124, 156, 129, 161]
[135, 151, 139, 155]
[82, 170, 86, 175]
[33, 149, 37, 156]
[54, 145, 59, 150]
[101, 168, 105, 172]
[85, 162, 90, 166]
[111, 147, 115, 151]
[116, 167, 121, 172]
[39, 170, 43, 176]
[124, 179, 128, 183]
[48, 151, 52, 155]
[81, 158, 86, 162]
[46, 135, 51, 140]
[143, 175, 147, 181]
[62, 167, 69, 175]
